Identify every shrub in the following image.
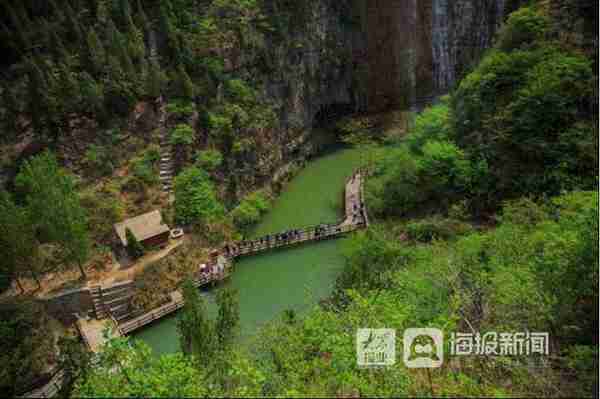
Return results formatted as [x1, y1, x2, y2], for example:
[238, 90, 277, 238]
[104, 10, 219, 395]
[231, 191, 270, 230]
[497, 7, 549, 51]
[404, 217, 473, 242]
[225, 79, 255, 103]
[174, 166, 224, 225]
[170, 124, 195, 145]
[83, 144, 114, 176]
[125, 227, 144, 259]
[166, 100, 195, 120]
[196, 149, 223, 171]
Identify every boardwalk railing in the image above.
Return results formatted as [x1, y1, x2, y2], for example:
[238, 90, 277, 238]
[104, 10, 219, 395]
[119, 296, 184, 335]
[18, 367, 65, 399]
[228, 221, 363, 259]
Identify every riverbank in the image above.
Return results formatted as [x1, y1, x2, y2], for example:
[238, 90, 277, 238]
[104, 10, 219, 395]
[133, 147, 365, 354]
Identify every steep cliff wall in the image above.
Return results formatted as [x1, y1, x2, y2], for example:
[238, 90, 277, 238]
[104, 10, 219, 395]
[220, 1, 366, 197]
[363, 0, 508, 111]
[224, 0, 511, 195]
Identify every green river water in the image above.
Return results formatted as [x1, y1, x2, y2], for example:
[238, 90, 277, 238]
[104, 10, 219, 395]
[133, 146, 364, 355]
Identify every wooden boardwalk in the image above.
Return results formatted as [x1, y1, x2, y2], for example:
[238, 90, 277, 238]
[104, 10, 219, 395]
[220, 170, 367, 261]
[119, 291, 184, 335]
[77, 169, 368, 344]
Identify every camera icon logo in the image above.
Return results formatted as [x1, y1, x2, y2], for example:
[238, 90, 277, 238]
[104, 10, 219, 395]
[403, 328, 443, 368]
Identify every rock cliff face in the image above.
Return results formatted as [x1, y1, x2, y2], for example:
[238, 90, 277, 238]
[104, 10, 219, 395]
[198, 0, 511, 198]
[360, 0, 508, 111]
[239, 0, 508, 190]
[256, 0, 510, 126]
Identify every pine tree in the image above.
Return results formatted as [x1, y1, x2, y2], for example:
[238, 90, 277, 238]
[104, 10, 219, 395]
[146, 60, 165, 98]
[126, 20, 146, 63]
[125, 227, 144, 259]
[80, 72, 104, 116]
[119, 37, 136, 81]
[2, 86, 20, 140]
[50, 28, 70, 61]
[86, 28, 106, 75]
[135, 0, 150, 32]
[105, 17, 121, 55]
[119, 0, 133, 28]
[5, 2, 28, 50]
[215, 287, 240, 351]
[58, 62, 80, 110]
[27, 59, 50, 135]
[64, 0, 83, 43]
[178, 279, 216, 362]
[178, 64, 196, 100]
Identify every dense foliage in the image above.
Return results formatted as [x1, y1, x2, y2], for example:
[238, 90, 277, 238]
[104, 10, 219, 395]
[173, 166, 224, 225]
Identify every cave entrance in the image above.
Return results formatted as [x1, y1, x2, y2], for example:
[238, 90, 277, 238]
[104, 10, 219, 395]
[312, 103, 355, 129]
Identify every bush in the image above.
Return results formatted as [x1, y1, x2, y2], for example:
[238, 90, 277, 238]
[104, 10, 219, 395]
[404, 217, 473, 242]
[83, 144, 114, 176]
[170, 124, 195, 145]
[125, 227, 144, 259]
[452, 45, 594, 198]
[174, 166, 224, 225]
[231, 191, 270, 230]
[497, 7, 549, 51]
[196, 149, 223, 171]
[131, 158, 157, 186]
[406, 101, 451, 153]
[166, 100, 195, 120]
[225, 79, 255, 103]
[366, 141, 486, 217]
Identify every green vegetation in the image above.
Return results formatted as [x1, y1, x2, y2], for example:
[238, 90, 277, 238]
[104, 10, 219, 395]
[170, 123, 195, 146]
[0, 1, 597, 397]
[196, 149, 223, 171]
[173, 166, 224, 226]
[231, 190, 271, 231]
[0, 299, 63, 396]
[125, 227, 144, 259]
[14, 151, 91, 279]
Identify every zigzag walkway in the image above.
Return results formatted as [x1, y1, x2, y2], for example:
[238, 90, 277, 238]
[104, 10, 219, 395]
[78, 170, 368, 348]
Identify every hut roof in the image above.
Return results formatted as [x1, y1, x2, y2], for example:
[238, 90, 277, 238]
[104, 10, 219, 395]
[114, 210, 170, 246]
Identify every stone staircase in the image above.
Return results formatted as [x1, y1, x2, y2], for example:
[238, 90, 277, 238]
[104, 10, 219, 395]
[157, 100, 174, 195]
[89, 285, 107, 319]
[88, 281, 135, 322]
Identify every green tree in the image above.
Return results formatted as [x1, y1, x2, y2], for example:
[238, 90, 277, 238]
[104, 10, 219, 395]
[49, 28, 70, 61]
[74, 337, 206, 397]
[135, 0, 150, 31]
[215, 287, 240, 351]
[86, 28, 106, 75]
[496, 7, 549, 51]
[0, 192, 40, 291]
[178, 279, 216, 362]
[4, 2, 28, 50]
[80, 72, 104, 116]
[15, 151, 91, 279]
[177, 64, 196, 100]
[64, 0, 83, 43]
[146, 59, 166, 98]
[58, 62, 80, 110]
[26, 59, 52, 136]
[170, 123, 195, 145]
[174, 166, 224, 225]
[196, 149, 223, 171]
[125, 227, 144, 259]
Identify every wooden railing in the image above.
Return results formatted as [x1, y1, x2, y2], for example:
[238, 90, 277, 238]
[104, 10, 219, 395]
[19, 367, 65, 398]
[119, 297, 184, 335]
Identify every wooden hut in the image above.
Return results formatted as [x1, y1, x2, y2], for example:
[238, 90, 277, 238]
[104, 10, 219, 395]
[114, 210, 170, 249]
